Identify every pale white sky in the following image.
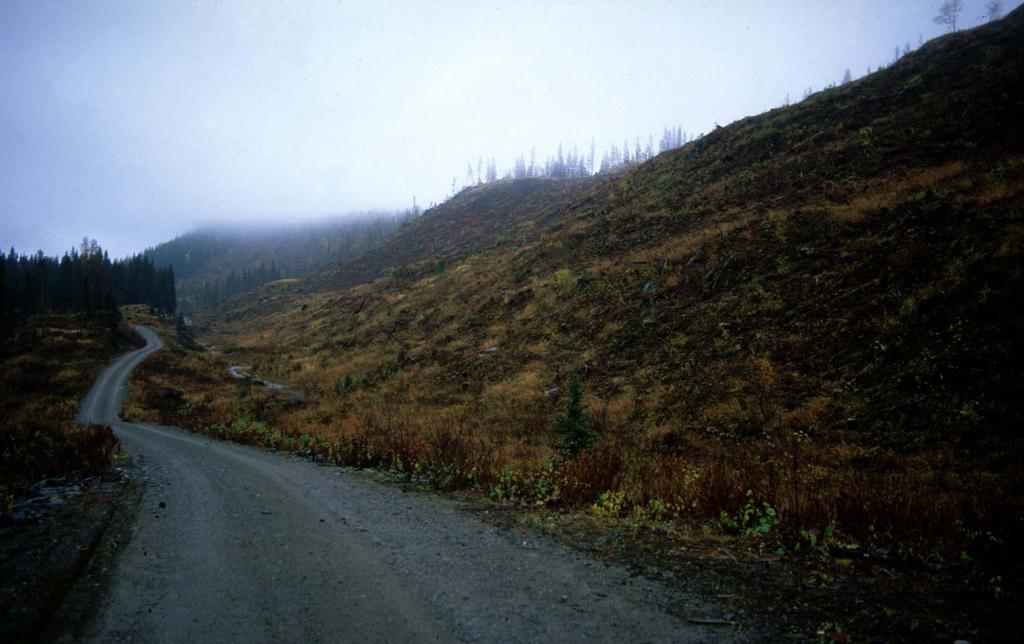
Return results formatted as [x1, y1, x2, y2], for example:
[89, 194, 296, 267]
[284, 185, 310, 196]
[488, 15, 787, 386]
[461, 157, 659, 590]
[1, 0, 1017, 257]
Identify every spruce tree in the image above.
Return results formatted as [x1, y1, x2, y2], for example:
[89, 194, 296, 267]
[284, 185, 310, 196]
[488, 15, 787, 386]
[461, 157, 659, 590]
[550, 374, 597, 458]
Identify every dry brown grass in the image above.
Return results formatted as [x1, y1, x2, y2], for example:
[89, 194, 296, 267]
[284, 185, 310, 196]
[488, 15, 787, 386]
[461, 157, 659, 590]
[132, 308, 1024, 562]
[826, 161, 970, 223]
[622, 210, 760, 267]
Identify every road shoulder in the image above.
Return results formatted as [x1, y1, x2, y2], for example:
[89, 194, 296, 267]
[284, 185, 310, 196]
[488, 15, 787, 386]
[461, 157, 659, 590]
[0, 460, 141, 643]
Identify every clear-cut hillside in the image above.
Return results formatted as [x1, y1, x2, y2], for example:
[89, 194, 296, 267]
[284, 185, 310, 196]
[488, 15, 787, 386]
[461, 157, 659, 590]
[199, 7, 1024, 584]
[306, 177, 596, 292]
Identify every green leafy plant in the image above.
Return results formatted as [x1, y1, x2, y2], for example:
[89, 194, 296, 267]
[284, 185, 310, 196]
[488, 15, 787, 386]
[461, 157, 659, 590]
[719, 490, 780, 538]
[591, 490, 626, 518]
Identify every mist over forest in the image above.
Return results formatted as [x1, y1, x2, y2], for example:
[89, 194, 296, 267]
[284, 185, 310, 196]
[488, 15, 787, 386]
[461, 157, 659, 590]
[143, 209, 418, 310]
[4, 1, 1017, 257]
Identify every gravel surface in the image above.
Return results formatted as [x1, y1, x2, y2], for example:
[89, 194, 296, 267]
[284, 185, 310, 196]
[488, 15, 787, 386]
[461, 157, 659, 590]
[77, 326, 734, 643]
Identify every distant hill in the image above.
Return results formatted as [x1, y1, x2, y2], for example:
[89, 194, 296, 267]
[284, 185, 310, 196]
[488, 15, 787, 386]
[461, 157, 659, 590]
[202, 6, 1023, 582]
[145, 212, 413, 310]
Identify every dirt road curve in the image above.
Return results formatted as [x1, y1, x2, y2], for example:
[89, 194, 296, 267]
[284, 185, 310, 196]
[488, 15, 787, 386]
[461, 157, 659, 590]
[77, 325, 732, 643]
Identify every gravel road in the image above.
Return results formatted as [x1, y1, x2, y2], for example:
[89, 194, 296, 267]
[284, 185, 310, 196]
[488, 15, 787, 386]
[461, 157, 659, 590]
[77, 325, 734, 643]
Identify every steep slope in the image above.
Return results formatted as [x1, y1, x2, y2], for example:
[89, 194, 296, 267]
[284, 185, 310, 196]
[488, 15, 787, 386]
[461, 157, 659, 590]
[306, 177, 596, 292]
[198, 10, 1023, 570]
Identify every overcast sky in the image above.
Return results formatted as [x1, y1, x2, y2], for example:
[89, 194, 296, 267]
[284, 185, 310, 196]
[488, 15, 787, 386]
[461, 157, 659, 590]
[1, 0, 1018, 258]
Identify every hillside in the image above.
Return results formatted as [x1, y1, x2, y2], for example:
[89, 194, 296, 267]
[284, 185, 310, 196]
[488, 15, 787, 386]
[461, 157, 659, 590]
[200, 5, 1024, 538]
[306, 177, 596, 292]
[156, 11, 1024, 639]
